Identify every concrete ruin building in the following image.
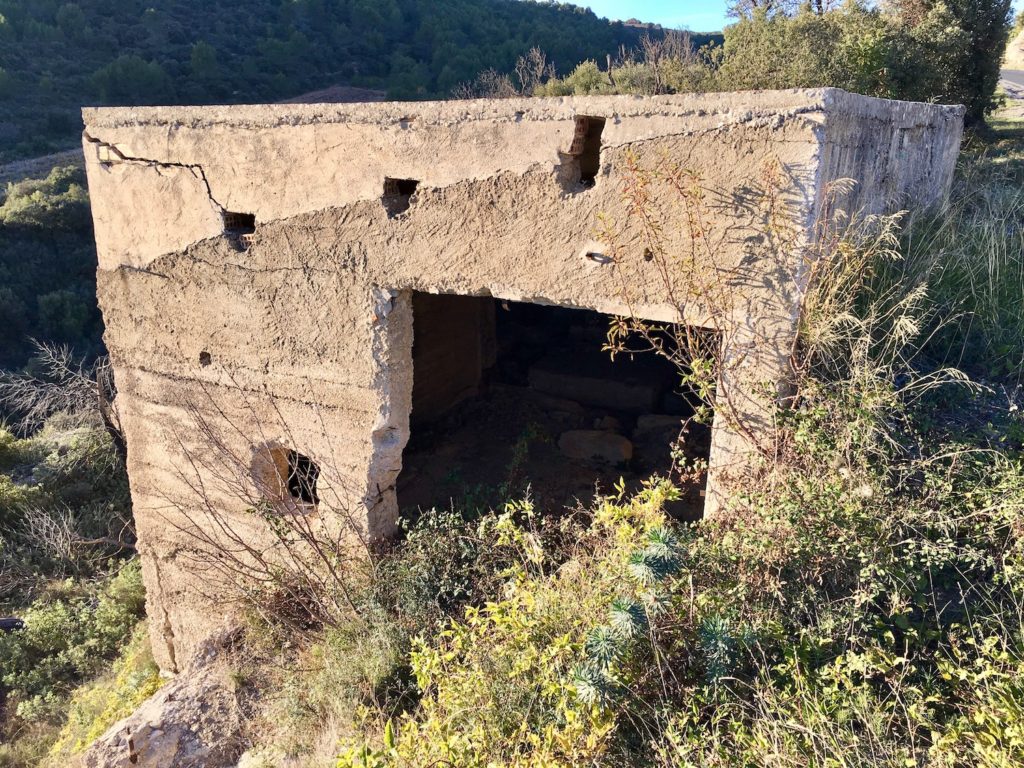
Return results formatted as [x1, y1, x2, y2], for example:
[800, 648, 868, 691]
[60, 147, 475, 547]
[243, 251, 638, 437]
[82, 89, 964, 671]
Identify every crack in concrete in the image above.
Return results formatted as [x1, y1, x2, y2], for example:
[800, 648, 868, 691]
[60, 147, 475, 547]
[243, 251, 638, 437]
[117, 360, 367, 409]
[149, 556, 179, 672]
[83, 130, 227, 214]
[122, 264, 171, 279]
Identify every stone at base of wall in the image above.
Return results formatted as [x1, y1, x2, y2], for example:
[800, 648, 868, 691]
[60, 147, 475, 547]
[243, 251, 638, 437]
[76, 631, 246, 768]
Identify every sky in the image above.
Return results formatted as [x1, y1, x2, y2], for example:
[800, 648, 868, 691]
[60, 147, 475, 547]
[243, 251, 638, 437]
[579, 1, 732, 32]
[581, 1, 1024, 33]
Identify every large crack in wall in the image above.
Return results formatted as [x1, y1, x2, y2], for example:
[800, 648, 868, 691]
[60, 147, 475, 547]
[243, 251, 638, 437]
[84, 130, 226, 213]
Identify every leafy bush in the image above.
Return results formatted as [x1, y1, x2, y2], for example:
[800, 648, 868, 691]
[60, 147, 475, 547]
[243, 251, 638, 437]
[47, 622, 162, 761]
[256, 499, 567, 763]
[0, 425, 38, 471]
[713, 3, 992, 111]
[0, 561, 146, 724]
[0, 165, 91, 231]
[539, 3, 1011, 125]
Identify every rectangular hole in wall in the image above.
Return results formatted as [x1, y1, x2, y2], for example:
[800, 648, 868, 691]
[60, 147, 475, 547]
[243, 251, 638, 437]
[396, 293, 715, 522]
[568, 115, 605, 189]
[222, 211, 256, 250]
[382, 177, 419, 218]
[222, 211, 255, 233]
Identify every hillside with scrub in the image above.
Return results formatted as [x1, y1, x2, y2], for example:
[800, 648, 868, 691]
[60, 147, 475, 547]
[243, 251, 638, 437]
[2, 1, 1024, 766]
[0, 0, 719, 163]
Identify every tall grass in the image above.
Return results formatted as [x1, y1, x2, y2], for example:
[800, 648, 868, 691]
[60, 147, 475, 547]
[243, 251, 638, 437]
[899, 153, 1024, 381]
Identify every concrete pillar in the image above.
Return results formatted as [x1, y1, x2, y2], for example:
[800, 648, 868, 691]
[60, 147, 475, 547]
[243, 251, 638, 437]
[704, 321, 794, 515]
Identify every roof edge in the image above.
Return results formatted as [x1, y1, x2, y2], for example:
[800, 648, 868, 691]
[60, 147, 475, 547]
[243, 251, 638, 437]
[80, 88, 962, 131]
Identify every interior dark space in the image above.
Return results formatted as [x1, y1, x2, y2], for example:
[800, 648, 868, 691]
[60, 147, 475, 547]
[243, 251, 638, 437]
[396, 293, 712, 521]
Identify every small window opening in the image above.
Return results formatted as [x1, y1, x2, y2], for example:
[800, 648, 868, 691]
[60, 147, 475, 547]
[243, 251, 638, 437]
[252, 444, 321, 513]
[382, 177, 419, 218]
[568, 116, 605, 189]
[222, 211, 256, 250]
[286, 450, 320, 505]
[223, 211, 255, 234]
[198, 350, 212, 367]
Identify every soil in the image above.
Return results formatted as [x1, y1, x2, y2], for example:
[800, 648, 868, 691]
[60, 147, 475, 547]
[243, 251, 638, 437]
[396, 382, 708, 522]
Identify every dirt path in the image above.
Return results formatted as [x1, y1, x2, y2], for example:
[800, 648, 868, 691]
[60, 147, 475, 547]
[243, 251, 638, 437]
[0, 147, 84, 187]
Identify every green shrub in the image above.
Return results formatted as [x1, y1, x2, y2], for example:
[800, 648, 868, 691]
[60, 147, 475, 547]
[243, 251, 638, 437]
[0, 426, 37, 470]
[538, 60, 608, 96]
[46, 622, 162, 761]
[0, 561, 146, 724]
[337, 487, 679, 768]
[0, 166, 90, 232]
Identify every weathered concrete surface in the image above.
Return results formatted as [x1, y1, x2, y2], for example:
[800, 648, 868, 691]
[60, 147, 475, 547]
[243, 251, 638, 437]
[82, 89, 963, 671]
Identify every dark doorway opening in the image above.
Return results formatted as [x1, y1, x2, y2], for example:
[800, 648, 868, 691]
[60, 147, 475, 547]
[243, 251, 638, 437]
[397, 294, 712, 521]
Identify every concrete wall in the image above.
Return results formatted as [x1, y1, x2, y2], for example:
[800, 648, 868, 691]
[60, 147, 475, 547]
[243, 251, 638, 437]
[82, 89, 963, 671]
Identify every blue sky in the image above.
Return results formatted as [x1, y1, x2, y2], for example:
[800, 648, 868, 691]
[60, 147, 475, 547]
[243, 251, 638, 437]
[579, 1, 732, 32]
[579, 1, 1024, 33]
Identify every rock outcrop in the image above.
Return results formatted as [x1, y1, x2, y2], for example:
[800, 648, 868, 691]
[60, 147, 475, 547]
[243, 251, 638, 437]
[77, 634, 246, 768]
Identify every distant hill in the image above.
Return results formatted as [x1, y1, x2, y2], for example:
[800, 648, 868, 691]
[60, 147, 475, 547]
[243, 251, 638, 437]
[0, 0, 721, 162]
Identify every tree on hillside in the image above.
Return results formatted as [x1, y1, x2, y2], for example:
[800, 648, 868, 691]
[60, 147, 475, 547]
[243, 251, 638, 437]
[90, 54, 173, 105]
[728, 0, 842, 16]
[887, 0, 1012, 123]
[190, 40, 219, 83]
[728, 0, 793, 16]
[725, 0, 1010, 124]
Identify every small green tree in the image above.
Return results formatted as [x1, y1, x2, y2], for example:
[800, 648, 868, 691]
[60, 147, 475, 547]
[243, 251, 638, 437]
[946, 0, 1013, 122]
[90, 55, 172, 105]
[55, 4, 86, 41]
[886, 0, 1012, 122]
[190, 40, 219, 83]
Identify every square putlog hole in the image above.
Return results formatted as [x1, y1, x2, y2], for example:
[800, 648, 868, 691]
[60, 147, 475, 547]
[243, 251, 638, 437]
[382, 177, 419, 218]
